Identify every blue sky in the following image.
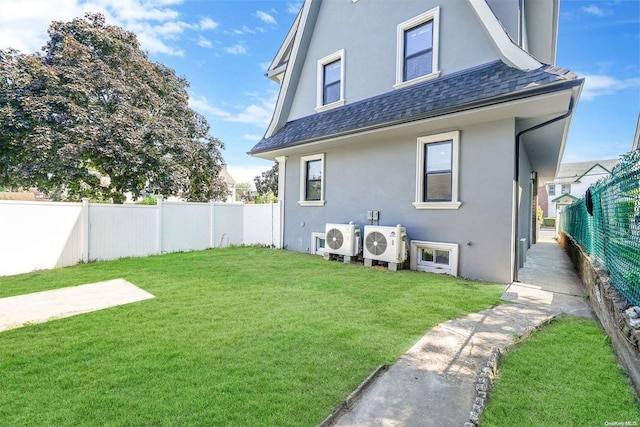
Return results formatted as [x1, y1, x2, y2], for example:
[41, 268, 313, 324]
[0, 0, 638, 184]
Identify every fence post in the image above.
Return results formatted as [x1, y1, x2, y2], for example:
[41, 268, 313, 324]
[275, 156, 287, 249]
[157, 195, 163, 254]
[82, 198, 89, 262]
[210, 200, 215, 248]
[270, 202, 274, 247]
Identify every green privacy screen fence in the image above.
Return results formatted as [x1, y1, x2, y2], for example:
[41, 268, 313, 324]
[561, 150, 640, 306]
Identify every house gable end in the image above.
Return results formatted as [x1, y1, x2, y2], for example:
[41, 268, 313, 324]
[467, 0, 541, 71]
[266, 9, 302, 83]
[265, 0, 321, 138]
[575, 163, 613, 182]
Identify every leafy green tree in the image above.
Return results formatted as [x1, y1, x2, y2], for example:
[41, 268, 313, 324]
[254, 162, 278, 198]
[0, 13, 227, 203]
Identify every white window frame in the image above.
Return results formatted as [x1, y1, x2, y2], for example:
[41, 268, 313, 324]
[394, 7, 440, 89]
[413, 131, 461, 210]
[561, 183, 571, 194]
[410, 240, 459, 276]
[548, 184, 556, 197]
[299, 153, 325, 207]
[311, 232, 326, 256]
[315, 49, 346, 112]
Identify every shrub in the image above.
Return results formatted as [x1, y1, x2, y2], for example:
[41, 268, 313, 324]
[543, 217, 556, 227]
[139, 196, 157, 205]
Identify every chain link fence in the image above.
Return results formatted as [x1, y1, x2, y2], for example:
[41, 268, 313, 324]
[560, 150, 640, 306]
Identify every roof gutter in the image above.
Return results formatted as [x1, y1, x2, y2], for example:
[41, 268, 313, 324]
[512, 95, 575, 282]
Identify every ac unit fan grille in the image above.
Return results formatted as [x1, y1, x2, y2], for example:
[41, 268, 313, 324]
[365, 231, 387, 256]
[326, 228, 344, 250]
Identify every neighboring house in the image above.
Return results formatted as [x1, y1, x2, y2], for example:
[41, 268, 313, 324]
[543, 159, 618, 218]
[0, 188, 46, 201]
[219, 164, 237, 203]
[249, 0, 583, 283]
[538, 184, 549, 219]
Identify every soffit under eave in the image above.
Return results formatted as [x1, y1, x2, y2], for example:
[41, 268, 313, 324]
[518, 85, 582, 183]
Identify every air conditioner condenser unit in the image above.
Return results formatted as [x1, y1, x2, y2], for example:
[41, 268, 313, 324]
[324, 222, 361, 260]
[363, 224, 408, 270]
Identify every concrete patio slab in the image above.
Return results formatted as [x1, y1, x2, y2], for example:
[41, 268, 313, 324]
[0, 279, 154, 332]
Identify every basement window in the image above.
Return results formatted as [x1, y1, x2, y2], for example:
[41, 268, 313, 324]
[410, 240, 459, 276]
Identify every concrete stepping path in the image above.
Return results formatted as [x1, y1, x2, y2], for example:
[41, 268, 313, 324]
[330, 303, 560, 426]
[0, 279, 154, 332]
[329, 231, 594, 426]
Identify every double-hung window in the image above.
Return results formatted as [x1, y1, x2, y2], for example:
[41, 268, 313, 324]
[316, 50, 345, 112]
[561, 184, 571, 194]
[424, 141, 452, 202]
[396, 7, 440, 88]
[299, 154, 325, 206]
[404, 21, 433, 81]
[413, 131, 461, 210]
[323, 59, 341, 105]
[548, 184, 556, 196]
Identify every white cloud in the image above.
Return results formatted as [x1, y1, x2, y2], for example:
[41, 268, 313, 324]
[198, 17, 218, 30]
[151, 20, 190, 38]
[0, 0, 218, 57]
[229, 25, 256, 35]
[287, 2, 303, 14]
[259, 61, 271, 71]
[225, 91, 277, 127]
[256, 10, 277, 26]
[189, 91, 277, 129]
[227, 104, 273, 127]
[581, 5, 612, 17]
[580, 73, 640, 100]
[189, 94, 232, 119]
[243, 134, 263, 141]
[136, 31, 184, 56]
[197, 36, 213, 48]
[224, 44, 247, 55]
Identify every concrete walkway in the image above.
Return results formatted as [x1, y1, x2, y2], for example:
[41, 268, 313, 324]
[329, 230, 594, 426]
[0, 279, 154, 332]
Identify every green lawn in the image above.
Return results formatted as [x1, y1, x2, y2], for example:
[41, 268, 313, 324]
[481, 315, 640, 426]
[0, 246, 504, 426]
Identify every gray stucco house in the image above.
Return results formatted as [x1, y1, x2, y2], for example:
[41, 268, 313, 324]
[249, 0, 583, 283]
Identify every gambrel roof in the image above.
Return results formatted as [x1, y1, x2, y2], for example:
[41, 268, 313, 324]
[249, 60, 581, 155]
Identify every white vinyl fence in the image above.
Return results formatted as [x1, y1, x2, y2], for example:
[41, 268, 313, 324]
[0, 199, 280, 277]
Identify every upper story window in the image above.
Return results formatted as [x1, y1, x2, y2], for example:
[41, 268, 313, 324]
[395, 7, 440, 89]
[548, 184, 556, 196]
[299, 153, 325, 207]
[561, 184, 571, 194]
[316, 50, 346, 112]
[413, 131, 461, 210]
[323, 59, 341, 105]
[404, 21, 433, 81]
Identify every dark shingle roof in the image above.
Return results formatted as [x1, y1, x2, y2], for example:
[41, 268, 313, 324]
[250, 60, 580, 155]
